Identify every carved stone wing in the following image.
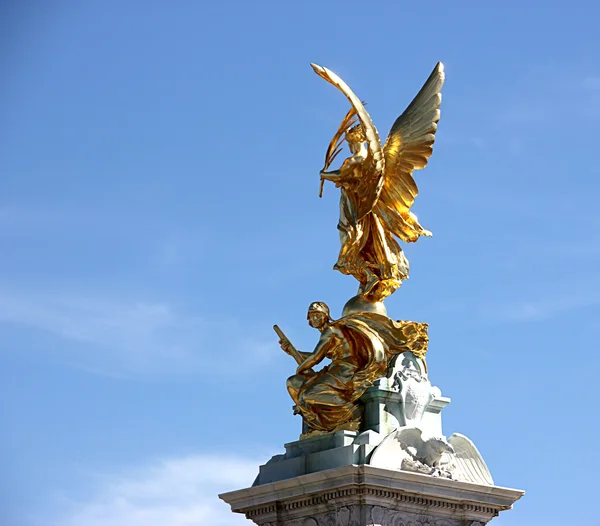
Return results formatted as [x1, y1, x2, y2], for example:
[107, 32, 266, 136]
[393, 426, 428, 457]
[447, 433, 494, 485]
[369, 427, 426, 469]
[311, 63, 384, 220]
[374, 63, 444, 243]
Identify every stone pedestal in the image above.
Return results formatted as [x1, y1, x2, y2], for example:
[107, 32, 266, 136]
[361, 385, 450, 437]
[220, 464, 524, 526]
[254, 430, 376, 486]
[222, 350, 523, 524]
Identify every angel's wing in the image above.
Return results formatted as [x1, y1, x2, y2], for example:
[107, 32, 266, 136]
[312, 63, 384, 219]
[374, 63, 444, 243]
[447, 433, 494, 485]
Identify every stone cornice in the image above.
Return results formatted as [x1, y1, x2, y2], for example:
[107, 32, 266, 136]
[220, 464, 524, 524]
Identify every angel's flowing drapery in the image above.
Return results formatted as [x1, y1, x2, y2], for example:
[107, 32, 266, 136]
[313, 63, 445, 302]
[335, 166, 409, 300]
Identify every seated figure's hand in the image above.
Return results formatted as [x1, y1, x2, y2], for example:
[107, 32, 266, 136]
[279, 339, 292, 355]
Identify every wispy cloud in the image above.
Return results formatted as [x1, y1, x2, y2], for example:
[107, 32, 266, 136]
[0, 287, 278, 377]
[485, 68, 600, 131]
[38, 454, 259, 526]
[443, 134, 485, 150]
[419, 275, 600, 326]
[480, 289, 600, 324]
[0, 289, 204, 375]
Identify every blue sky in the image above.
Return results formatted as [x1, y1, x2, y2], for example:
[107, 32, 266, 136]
[1, 1, 600, 524]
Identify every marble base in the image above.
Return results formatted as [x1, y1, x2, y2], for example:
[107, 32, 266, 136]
[220, 465, 524, 526]
[362, 386, 450, 437]
[253, 430, 380, 486]
[253, 389, 451, 488]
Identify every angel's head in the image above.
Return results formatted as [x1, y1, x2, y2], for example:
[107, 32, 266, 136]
[345, 124, 366, 152]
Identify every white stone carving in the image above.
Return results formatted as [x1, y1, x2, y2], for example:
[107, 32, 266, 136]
[389, 352, 438, 426]
[370, 426, 454, 477]
[369, 505, 465, 525]
[361, 351, 449, 438]
[370, 426, 494, 485]
[361, 351, 495, 486]
[446, 433, 494, 485]
[261, 505, 485, 526]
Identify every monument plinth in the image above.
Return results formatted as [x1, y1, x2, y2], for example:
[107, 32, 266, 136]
[221, 360, 523, 524]
[220, 465, 523, 526]
[220, 62, 523, 524]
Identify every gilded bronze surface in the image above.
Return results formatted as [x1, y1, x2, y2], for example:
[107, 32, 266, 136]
[274, 63, 442, 437]
[313, 63, 444, 302]
[277, 302, 428, 438]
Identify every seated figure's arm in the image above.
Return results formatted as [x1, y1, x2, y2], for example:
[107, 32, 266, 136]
[295, 351, 312, 362]
[280, 339, 312, 365]
[278, 331, 313, 366]
[297, 328, 334, 374]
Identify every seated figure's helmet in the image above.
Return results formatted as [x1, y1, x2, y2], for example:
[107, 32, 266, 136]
[307, 301, 330, 320]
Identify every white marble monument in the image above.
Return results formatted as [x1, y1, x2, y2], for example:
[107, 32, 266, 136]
[220, 352, 524, 525]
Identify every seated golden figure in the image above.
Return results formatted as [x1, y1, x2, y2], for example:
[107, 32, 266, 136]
[278, 302, 428, 436]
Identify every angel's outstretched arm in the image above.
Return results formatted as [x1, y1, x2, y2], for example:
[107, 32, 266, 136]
[320, 142, 368, 182]
[320, 169, 342, 182]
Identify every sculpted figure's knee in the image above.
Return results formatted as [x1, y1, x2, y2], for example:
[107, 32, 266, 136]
[286, 374, 304, 404]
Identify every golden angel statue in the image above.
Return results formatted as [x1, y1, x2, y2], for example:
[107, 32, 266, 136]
[312, 62, 444, 303]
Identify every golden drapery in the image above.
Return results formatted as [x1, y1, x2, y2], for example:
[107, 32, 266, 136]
[334, 164, 410, 301]
[290, 313, 428, 434]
